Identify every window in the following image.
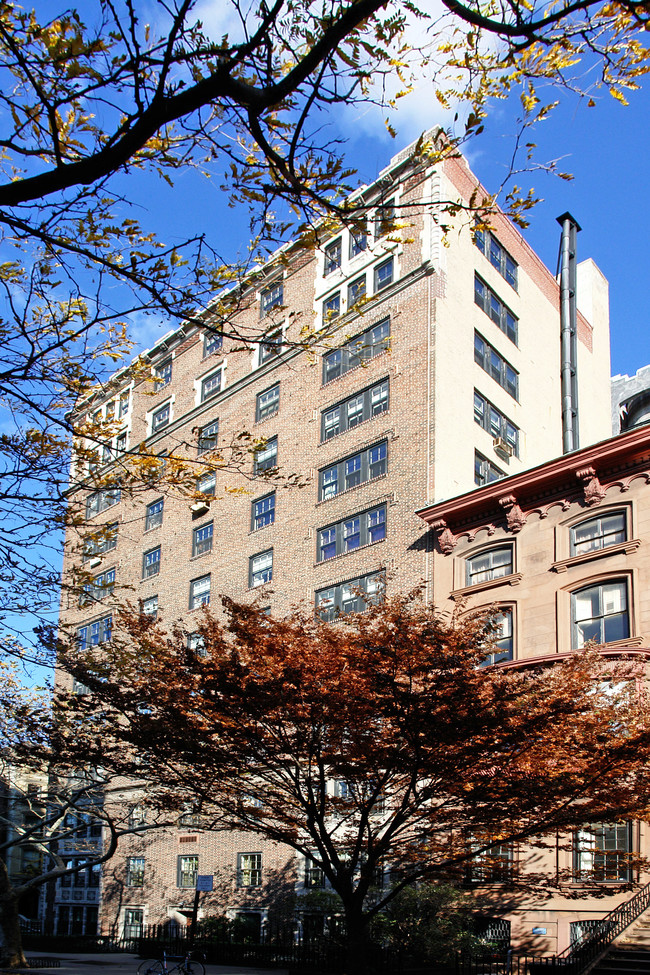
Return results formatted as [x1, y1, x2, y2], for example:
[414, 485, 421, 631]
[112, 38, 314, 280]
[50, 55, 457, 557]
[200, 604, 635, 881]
[260, 281, 283, 317]
[189, 574, 211, 609]
[468, 838, 514, 883]
[177, 855, 198, 888]
[203, 330, 223, 356]
[466, 547, 513, 587]
[142, 595, 158, 618]
[201, 368, 222, 402]
[254, 436, 278, 474]
[123, 908, 143, 940]
[474, 226, 518, 289]
[347, 275, 366, 307]
[322, 319, 390, 384]
[197, 418, 219, 454]
[128, 806, 146, 829]
[374, 258, 394, 292]
[474, 451, 505, 487]
[142, 547, 161, 579]
[323, 293, 341, 321]
[196, 471, 216, 497]
[319, 441, 387, 501]
[237, 853, 262, 887]
[76, 615, 112, 650]
[155, 359, 172, 390]
[318, 505, 386, 562]
[250, 549, 273, 588]
[305, 859, 325, 888]
[474, 333, 518, 399]
[126, 857, 145, 887]
[374, 198, 395, 237]
[572, 581, 629, 648]
[252, 493, 275, 531]
[119, 392, 130, 417]
[480, 609, 513, 666]
[475, 276, 518, 344]
[115, 432, 127, 455]
[571, 513, 626, 556]
[82, 523, 118, 562]
[145, 498, 164, 531]
[321, 379, 389, 441]
[152, 402, 170, 432]
[259, 328, 282, 364]
[316, 571, 384, 621]
[256, 383, 279, 422]
[574, 823, 632, 882]
[474, 390, 519, 456]
[80, 567, 115, 605]
[72, 678, 91, 695]
[349, 228, 367, 258]
[86, 486, 120, 518]
[324, 238, 342, 275]
[187, 632, 206, 656]
[193, 522, 213, 557]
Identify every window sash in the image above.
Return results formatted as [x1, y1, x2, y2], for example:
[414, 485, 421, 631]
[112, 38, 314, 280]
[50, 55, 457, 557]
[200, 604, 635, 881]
[197, 419, 219, 454]
[238, 853, 262, 887]
[571, 513, 626, 556]
[259, 329, 283, 364]
[349, 229, 367, 257]
[474, 276, 518, 344]
[474, 333, 518, 399]
[321, 380, 389, 442]
[81, 567, 115, 605]
[142, 596, 158, 617]
[318, 505, 386, 562]
[177, 855, 198, 888]
[201, 369, 222, 402]
[474, 227, 518, 290]
[254, 437, 278, 473]
[86, 486, 121, 518]
[374, 258, 393, 292]
[323, 293, 340, 321]
[127, 857, 145, 887]
[261, 282, 283, 316]
[142, 547, 161, 578]
[155, 360, 172, 390]
[348, 275, 366, 306]
[322, 319, 390, 383]
[319, 441, 387, 501]
[252, 493, 275, 530]
[473, 390, 519, 455]
[256, 384, 280, 422]
[572, 581, 629, 648]
[203, 331, 223, 356]
[145, 499, 164, 531]
[324, 239, 342, 275]
[466, 547, 513, 586]
[190, 575, 211, 609]
[250, 550, 273, 587]
[152, 403, 170, 431]
[574, 823, 632, 881]
[193, 522, 213, 557]
[76, 615, 112, 650]
[316, 571, 384, 621]
[474, 451, 504, 487]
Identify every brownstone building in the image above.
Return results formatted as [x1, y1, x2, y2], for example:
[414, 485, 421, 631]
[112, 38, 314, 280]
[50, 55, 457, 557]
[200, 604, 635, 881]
[56, 132, 614, 943]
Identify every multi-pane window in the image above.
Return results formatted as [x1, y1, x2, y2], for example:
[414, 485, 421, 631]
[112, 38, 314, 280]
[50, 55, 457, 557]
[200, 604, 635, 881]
[189, 574, 211, 609]
[203, 330, 223, 356]
[123, 908, 144, 940]
[145, 498, 164, 531]
[323, 293, 341, 321]
[261, 281, 283, 317]
[126, 857, 145, 887]
[466, 547, 513, 587]
[152, 402, 170, 432]
[475, 276, 518, 344]
[86, 486, 120, 518]
[322, 319, 390, 384]
[256, 384, 280, 422]
[480, 609, 513, 667]
[474, 226, 518, 290]
[259, 329, 282, 365]
[193, 522, 213, 557]
[76, 615, 112, 650]
[474, 333, 518, 399]
[80, 568, 115, 605]
[374, 258, 393, 292]
[348, 275, 366, 306]
[198, 418, 219, 454]
[82, 522, 118, 561]
[115, 432, 127, 455]
[468, 838, 514, 883]
[142, 546, 161, 578]
[474, 390, 519, 456]
[254, 436, 278, 474]
[570, 512, 626, 556]
[474, 451, 505, 487]
[572, 581, 629, 648]
[201, 368, 222, 402]
[196, 471, 216, 497]
[318, 505, 386, 562]
[574, 823, 632, 882]
[187, 632, 206, 656]
[142, 595, 158, 618]
[177, 855, 198, 888]
[252, 493, 275, 531]
[319, 441, 387, 501]
[316, 571, 384, 621]
[321, 379, 389, 442]
[155, 359, 172, 390]
[324, 239, 342, 275]
[374, 199, 395, 237]
[119, 392, 130, 417]
[350, 229, 367, 258]
[305, 859, 325, 888]
[250, 549, 273, 587]
[237, 853, 262, 887]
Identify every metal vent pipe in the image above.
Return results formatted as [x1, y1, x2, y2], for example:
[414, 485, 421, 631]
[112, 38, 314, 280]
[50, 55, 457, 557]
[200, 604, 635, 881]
[557, 212, 581, 454]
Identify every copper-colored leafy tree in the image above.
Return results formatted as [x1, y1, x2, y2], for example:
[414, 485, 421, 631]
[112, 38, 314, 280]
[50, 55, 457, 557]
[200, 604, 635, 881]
[58, 593, 650, 974]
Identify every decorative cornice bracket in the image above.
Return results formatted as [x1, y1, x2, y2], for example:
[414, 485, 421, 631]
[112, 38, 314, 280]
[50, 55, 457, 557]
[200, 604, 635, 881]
[430, 518, 457, 555]
[498, 494, 527, 533]
[576, 466, 607, 506]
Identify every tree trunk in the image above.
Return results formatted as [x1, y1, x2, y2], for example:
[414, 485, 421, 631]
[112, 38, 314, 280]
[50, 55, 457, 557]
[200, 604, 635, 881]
[343, 907, 374, 975]
[0, 859, 27, 968]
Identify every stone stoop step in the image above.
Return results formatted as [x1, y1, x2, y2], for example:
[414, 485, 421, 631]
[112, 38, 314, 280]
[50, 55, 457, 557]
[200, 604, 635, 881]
[593, 950, 650, 975]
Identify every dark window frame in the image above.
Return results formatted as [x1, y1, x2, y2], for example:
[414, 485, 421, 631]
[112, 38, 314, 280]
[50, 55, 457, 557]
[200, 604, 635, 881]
[152, 401, 171, 432]
[474, 332, 518, 399]
[573, 822, 632, 882]
[177, 854, 199, 888]
[203, 330, 223, 357]
[316, 570, 385, 621]
[321, 378, 389, 442]
[254, 436, 278, 474]
[319, 440, 387, 501]
[237, 852, 262, 888]
[82, 522, 118, 561]
[126, 856, 145, 888]
[322, 292, 341, 321]
[324, 238, 342, 276]
[474, 451, 505, 487]
[197, 418, 219, 455]
[251, 492, 275, 531]
[465, 546, 514, 587]
[201, 368, 222, 402]
[145, 498, 164, 531]
[474, 275, 518, 345]
[249, 549, 273, 588]
[192, 521, 214, 557]
[571, 579, 630, 649]
[142, 546, 161, 579]
[374, 257, 394, 292]
[86, 486, 121, 519]
[474, 389, 519, 456]
[474, 226, 518, 290]
[154, 359, 172, 390]
[322, 319, 390, 384]
[570, 512, 627, 556]
[317, 504, 387, 562]
[256, 384, 280, 422]
[76, 615, 112, 650]
[260, 281, 283, 318]
[189, 573, 211, 609]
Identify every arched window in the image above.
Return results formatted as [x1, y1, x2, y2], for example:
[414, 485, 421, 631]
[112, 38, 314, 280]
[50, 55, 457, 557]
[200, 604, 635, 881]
[480, 608, 513, 667]
[465, 546, 513, 587]
[570, 512, 626, 556]
[571, 580, 629, 648]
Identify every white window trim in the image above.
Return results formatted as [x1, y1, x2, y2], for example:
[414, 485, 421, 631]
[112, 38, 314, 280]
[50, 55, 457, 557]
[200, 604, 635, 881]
[193, 360, 226, 407]
[146, 395, 175, 437]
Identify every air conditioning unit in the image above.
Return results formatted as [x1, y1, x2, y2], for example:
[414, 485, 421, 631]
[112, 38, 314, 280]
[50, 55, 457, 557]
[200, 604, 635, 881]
[493, 437, 513, 459]
[88, 556, 102, 568]
[190, 501, 210, 515]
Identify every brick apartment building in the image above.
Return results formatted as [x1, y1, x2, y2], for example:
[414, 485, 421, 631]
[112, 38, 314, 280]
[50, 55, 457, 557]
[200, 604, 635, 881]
[55, 133, 614, 944]
[419, 423, 650, 953]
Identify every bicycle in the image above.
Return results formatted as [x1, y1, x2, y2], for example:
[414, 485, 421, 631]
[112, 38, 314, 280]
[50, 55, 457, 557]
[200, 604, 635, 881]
[137, 948, 206, 975]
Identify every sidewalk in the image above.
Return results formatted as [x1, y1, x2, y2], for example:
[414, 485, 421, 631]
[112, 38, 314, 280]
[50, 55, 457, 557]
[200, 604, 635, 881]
[15, 953, 287, 975]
